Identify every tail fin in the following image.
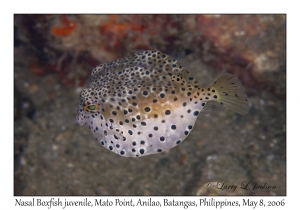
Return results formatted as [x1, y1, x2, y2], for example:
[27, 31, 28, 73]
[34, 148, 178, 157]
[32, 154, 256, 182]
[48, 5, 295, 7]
[210, 73, 249, 115]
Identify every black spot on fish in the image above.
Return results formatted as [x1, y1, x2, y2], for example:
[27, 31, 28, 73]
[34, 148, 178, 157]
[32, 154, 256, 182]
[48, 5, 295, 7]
[144, 107, 151, 112]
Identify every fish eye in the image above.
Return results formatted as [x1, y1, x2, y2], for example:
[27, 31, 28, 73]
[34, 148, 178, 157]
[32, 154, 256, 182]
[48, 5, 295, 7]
[83, 100, 99, 113]
[88, 105, 96, 110]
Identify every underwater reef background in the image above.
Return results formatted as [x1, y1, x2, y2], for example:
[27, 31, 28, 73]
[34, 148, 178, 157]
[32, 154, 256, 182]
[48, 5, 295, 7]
[14, 14, 286, 195]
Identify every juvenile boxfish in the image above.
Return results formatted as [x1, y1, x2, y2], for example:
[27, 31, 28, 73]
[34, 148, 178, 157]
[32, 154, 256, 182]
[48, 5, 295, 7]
[77, 50, 249, 157]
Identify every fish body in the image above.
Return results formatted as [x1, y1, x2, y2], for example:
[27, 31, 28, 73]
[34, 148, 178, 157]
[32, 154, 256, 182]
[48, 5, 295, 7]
[77, 50, 249, 157]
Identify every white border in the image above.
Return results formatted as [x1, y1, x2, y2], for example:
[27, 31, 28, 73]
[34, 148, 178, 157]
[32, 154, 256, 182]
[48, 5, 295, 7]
[3, 0, 296, 209]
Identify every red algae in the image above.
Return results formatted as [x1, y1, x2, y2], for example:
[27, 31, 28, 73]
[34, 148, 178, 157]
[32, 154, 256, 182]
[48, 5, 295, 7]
[51, 15, 76, 37]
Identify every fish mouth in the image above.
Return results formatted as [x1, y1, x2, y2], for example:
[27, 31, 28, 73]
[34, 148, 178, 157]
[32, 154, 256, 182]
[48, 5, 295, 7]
[76, 113, 85, 126]
[76, 108, 86, 126]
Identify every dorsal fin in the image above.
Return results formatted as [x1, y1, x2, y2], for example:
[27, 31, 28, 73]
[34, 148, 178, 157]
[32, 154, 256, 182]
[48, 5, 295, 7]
[173, 52, 192, 73]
